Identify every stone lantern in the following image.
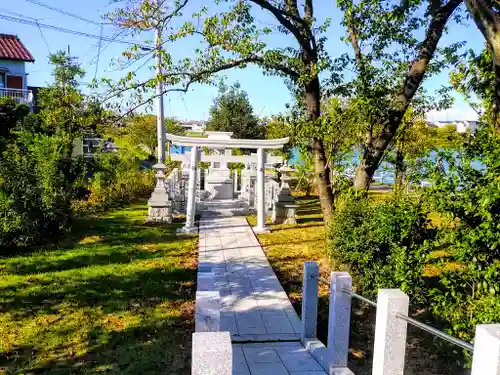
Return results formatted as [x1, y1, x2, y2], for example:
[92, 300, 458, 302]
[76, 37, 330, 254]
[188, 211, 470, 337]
[148, 163, 173, 223]
[272, 164, 298, 224]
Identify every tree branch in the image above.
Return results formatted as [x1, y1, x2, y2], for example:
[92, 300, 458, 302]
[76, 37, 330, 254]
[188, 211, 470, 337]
[249, 0, 312, 56]
[464, 0, 500, 45]
[372, 0, 462, 152]
[110, 55, 301, 119]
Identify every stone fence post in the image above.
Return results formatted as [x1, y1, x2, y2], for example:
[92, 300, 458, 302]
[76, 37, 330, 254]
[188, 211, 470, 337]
[328, 272, 352, 369]
[372, 289, 409, 375]
[301, 262, 319, 341]
[192, 332, 232, 375]
[471, 325, 500, 375]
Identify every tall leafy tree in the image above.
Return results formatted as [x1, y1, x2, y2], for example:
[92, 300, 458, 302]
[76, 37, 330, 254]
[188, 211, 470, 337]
[39, 51, 105, 137]
[206, 84, 263, 139]
[463, 0, 500, 131]
[335, 0, 464, 190]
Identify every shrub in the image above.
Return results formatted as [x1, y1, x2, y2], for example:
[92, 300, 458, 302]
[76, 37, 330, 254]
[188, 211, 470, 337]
[0, 131, 83, 250]
[423, 125, 500, 340]
[328, 193, 436, 302]
[73, 147, 155, 214]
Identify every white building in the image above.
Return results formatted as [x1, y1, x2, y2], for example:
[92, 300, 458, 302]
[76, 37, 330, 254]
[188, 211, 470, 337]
[179, 120, 206, 133]
[0, 34, 34, 107]
[431, 120, 478, 134]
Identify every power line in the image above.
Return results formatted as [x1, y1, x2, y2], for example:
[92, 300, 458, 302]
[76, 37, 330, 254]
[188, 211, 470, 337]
[36, 20, 51, 54]
[0, 7, 52, 54]
[23, 0, 105, 26]
[94, 25, 104, 80]
[0, 13, 144, 46]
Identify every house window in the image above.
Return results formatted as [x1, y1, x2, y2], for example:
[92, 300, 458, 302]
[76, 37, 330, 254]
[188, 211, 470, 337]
[0, 73, 5, 88]
[6, 75, 23, 89]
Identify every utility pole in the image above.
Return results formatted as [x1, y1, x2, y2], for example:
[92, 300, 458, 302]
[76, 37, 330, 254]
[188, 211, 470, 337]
[147, 4, 172, 224]
[155, 25, 166, 163]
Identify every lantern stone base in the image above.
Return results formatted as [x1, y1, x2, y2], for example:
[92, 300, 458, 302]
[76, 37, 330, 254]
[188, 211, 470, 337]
[147, 201, 173, 223]
[272, 201, 298, 225]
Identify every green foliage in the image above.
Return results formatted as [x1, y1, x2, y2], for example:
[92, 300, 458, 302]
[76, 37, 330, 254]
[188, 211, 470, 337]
[0, 132, 82, 250]
[264, 116, 294, 160]
[0, 97, 30, 151]
[106, 114, 185, 160]
[206, 84, 264, 139]
[294, 150, 315, 195]
[38, 51, 106, 137]
[73, 148, 156, 214]
[424, 125, 500, 340]
[450, 46, 495, 130]
[329, 193, 436, 302]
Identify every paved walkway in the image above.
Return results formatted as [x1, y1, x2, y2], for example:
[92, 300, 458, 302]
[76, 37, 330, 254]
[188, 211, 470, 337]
[197, 200, 328, 375]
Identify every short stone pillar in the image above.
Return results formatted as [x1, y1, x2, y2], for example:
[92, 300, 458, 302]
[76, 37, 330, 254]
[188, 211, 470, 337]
[272, 165, 298, 224]
[239, 165, 257, 205]
[471, 325, 500, 375]
[147, 163, 173, 223]
[233, 170, 239, 196]
[192, 332, 232, 375]
[372, 289, 409, 375]
[301, 262, 319, 341]
[328, 272, 352, 369]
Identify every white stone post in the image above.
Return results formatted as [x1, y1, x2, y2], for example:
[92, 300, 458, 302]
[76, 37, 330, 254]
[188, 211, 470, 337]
[196, 168, 201, 202]
[192, 332, 232, 375]
[180, 145, 199, 233]
[471, 325, 500, 375]
[328, 272, 352, 368]
[233, 170, 238, 195]
[301, 262, 319, 341]
[254, 147, 268, 233]
[372, 289, 409, 375]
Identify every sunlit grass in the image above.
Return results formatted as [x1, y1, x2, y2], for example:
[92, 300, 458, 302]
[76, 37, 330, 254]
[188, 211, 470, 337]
[0, 203, 197, 375]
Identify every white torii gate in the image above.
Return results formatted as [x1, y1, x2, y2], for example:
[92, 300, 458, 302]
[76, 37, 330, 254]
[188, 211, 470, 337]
[166, 132, 289, 233]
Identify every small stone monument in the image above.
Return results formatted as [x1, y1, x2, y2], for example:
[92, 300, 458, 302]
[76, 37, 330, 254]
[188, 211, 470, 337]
[205, 132, 234, 199]
[148, 163, 173, 223]
[272, 164, 298, 224]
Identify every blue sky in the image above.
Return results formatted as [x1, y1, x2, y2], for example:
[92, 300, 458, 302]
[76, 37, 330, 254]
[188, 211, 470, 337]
[0, 0, 486, 121]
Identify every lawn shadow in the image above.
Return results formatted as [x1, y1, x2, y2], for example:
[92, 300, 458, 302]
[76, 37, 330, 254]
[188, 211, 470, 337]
[0, 266, 196, 317]
[2, 306, 194, 375]
[2, 212, 193, 276]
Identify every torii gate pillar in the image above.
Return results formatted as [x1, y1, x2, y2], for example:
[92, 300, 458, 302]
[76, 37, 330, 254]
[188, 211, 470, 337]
[253, 147, 269, 233]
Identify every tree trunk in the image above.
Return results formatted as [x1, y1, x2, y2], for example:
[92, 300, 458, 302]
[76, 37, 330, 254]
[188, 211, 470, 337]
[352, 0, 462, 191]
[495, 57, 500, 132]
[305, 76, 334, 221]
[394, 148, 405, 194]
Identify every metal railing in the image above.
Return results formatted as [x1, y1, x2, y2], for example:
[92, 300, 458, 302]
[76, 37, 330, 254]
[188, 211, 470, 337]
[316, 275, 474, 352]
[0, 88, 33, 103]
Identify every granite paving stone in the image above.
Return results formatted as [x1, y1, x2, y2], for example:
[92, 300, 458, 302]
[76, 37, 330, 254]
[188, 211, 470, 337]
[196, 201, 328, 375]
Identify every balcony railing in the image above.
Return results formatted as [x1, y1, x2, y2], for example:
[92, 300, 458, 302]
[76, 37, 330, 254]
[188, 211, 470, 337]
[0, 88, 33, 104]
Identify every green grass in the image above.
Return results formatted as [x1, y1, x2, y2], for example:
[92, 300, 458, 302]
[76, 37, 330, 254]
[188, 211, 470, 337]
[0, 203, 197, 375]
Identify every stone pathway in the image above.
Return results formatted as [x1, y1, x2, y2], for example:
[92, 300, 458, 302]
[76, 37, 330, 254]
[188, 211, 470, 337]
[197, 201, 327, 375]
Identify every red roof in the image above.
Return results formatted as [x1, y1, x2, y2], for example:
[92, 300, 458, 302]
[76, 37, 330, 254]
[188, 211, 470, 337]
[0, 34, 35, 62]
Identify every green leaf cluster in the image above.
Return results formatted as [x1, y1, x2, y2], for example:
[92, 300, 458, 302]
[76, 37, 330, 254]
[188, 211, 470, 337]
[329, 192, 436, 302]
